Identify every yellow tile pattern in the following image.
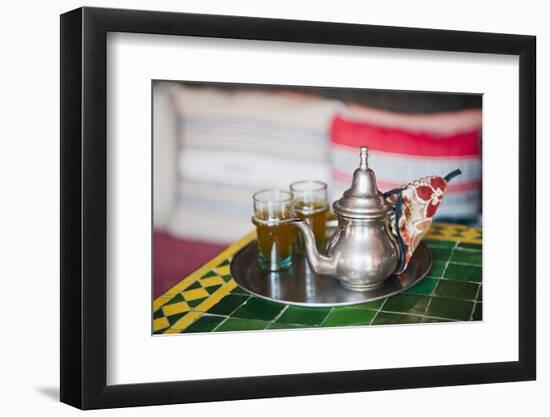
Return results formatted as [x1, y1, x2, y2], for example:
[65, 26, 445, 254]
[153, 317, 170, 333]
[213, 265, 231, 277]
[161, 301, 190, 317]
[152, 230, 255, 334]
[182, 287, 210, 301]
[425, 222, 482, 245]
[200, 276, 225, 288]
[170, 280, 237, 331]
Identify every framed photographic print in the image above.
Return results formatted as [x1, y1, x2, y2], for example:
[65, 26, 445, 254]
[60, 6, 536, 409]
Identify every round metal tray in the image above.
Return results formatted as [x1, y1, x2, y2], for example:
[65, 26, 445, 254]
[230, 241, 432, 307]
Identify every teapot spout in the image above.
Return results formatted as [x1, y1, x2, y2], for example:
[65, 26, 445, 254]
[291, 219, 336, 275]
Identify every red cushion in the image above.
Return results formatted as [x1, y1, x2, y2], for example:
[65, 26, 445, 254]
[153, 231, 225, 298]
[330, 114, 482, 221]
[331, 115, 480, 157]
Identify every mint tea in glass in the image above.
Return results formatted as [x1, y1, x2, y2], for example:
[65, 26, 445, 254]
[252, 189, 296, 271]
[290, 180, 329, 251]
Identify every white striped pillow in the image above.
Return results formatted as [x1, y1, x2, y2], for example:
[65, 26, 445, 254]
[166, 86, 341, 244]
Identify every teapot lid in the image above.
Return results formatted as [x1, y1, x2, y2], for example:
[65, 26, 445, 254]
[333, 146, 391, 219]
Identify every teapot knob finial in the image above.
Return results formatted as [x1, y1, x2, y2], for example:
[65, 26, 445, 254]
[359, 146, 369, 170]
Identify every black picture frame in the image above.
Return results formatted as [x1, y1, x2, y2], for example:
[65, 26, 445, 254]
[60, 6, 536, 410]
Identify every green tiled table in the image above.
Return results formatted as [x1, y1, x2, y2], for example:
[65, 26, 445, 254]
[153, 222, 482, 334]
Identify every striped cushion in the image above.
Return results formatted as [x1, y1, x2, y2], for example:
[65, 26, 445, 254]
[330, 110, 482, 221]
[153, 83, 179, 229]
[166, 86, 340, 244]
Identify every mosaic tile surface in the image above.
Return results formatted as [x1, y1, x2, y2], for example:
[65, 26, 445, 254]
[153, 223, 482, 334]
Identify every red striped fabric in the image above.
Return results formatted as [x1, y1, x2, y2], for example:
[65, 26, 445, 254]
[331, 116, 480, 157]
[333, 169, 481, 193]
[330, 114, 482, 220]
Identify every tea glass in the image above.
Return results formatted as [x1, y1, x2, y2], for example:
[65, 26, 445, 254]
[252, 189, 296, 271]
[290, 180, 329, 251]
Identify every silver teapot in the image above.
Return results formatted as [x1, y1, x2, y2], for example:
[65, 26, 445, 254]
[292, 146, 400, 291]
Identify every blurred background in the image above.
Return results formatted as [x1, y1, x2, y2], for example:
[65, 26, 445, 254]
[153, 81, 482, 297]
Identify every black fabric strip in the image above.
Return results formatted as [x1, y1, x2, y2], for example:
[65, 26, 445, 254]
[444, 168, 462, 182]
[394, 192, 407, 274]
[383, 187, 405, 199]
